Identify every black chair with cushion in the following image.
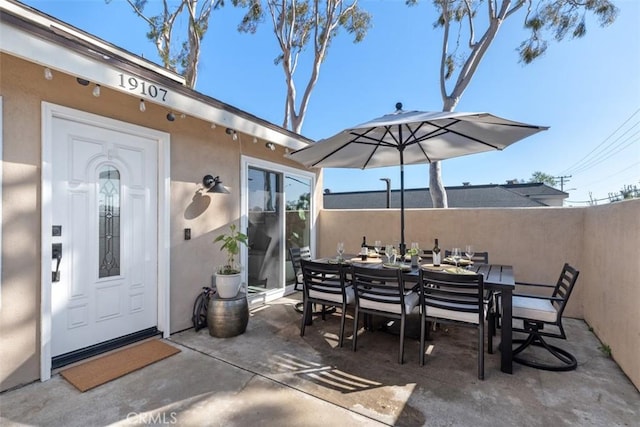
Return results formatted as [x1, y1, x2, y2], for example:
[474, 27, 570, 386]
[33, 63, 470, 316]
[299, 259, 354, 347]
[350, 265, 419, 364]
[439, 250, 496, 333]
[421, 249, 434, 264]
[505, 263, 580, 371]
[289, 246, 312, 292]
[289, 246, 334, 316]
[419, 269, 486, 380]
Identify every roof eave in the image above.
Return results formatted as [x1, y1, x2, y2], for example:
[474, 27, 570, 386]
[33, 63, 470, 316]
[0, 0, 313, 150]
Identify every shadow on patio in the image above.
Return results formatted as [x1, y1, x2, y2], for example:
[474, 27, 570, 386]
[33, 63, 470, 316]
[2, 295, 637, 426]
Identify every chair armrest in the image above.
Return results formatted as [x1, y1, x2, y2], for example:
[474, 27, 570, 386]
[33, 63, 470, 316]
[515, 281, 555, 289]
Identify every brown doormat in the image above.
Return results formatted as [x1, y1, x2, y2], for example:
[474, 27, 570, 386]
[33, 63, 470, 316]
[60, 340, 181, 392]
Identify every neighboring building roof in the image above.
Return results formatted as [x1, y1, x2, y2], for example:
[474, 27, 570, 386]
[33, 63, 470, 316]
[323, 183, 568, 209]
[0, 0, 313, 150]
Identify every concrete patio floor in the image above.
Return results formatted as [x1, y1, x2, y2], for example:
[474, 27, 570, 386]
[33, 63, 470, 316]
[1, 295, 638, 426]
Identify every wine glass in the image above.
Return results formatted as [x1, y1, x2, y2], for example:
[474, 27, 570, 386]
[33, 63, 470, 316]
[336, 242, 345, 261]
[451, 247, 461, 271]
[389, 247, 397, 265]
[374, 240, 382, 256]
[385, 244, 394, 264]
[465, 245, 475, 269]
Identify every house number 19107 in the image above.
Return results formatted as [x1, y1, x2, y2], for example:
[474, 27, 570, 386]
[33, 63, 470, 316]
[118, 74, 168, 102]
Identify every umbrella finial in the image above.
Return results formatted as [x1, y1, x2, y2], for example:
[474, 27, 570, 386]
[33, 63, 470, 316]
[395, 102, 403, 111]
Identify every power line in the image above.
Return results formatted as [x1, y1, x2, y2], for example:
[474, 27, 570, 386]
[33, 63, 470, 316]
[580, 161, 640, 188]
[560, 108, 640, 175]
[569, 133, 639, 176]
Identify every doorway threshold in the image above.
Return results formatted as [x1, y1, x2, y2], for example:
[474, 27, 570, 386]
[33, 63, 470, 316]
[51, 327, 160, 369]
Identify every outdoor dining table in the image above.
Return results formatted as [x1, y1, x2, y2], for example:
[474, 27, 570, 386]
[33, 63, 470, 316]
[309, 255, 515, 374]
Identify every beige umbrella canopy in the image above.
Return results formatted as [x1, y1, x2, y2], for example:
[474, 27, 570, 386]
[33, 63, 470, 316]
[287, 103, 548, 253]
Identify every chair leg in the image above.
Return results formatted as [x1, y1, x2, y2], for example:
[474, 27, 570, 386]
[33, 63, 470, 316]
[300, 300, 309, 337]
[398, 315, 405, 364]
[352, 309, 359, 352]
[487, 312, 495, 354]
[338, 303, 346, 348]
[419, 312, 425, 366]
[478, 324, 485, 380]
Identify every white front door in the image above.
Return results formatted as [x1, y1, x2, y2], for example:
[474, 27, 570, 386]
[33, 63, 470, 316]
[51, 116, 158, 357]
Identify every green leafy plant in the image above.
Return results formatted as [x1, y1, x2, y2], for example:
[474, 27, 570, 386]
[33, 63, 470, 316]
[214, 224, 248, 275]
[599, 344, 612, 358]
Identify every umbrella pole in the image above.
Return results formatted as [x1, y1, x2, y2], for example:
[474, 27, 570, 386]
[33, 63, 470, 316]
[399, 152, 406, 256]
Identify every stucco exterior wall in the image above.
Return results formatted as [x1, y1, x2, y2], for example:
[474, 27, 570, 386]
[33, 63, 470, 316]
[581, 199, 640, 390]
[0, 53, 315, 391]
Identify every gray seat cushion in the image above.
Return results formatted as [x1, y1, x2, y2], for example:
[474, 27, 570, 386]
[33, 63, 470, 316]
[512, 296, 557, 323]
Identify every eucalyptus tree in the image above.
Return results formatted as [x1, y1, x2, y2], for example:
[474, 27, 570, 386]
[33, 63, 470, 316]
[406, 0, 618, 208]
[232, 0, 371, 133]
[114, 0, 224, 88]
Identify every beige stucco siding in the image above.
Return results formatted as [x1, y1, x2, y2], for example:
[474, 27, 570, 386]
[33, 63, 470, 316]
[0, 53, 316, 391]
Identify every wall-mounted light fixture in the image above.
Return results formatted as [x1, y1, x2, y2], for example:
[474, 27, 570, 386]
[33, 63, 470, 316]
[202, 174, 230, 194]
[76, 77, 90, 86]
[225, 128, 238, 141]
[252, 137, 258, 144]
[92, 84, 101, 97]
[139, 99, 146, 112]
[166, 112, 175, 122]
[265, 142, 276, 151]
[211, 123, 217, 129]
[44, 68, 53, 80]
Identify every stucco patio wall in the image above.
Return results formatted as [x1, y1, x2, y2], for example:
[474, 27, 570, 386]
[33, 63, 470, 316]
[318, 200, 640, 390]
[581, 199, 640, 390]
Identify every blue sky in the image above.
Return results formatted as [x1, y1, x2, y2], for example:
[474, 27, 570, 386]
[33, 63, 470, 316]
[24, 0, 640, 205]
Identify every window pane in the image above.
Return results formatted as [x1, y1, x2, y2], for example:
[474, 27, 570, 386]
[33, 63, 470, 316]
[285, 175, 311, 285]
[247, 167, 282, 290]
[98, 166, 121, 278]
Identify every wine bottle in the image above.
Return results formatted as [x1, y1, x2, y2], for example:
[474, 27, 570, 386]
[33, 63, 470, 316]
[433, 238, 441, 266]
[361, 236, 368, 260]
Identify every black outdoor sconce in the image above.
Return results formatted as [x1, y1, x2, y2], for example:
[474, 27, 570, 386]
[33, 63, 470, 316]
[202, 174, 230, 194]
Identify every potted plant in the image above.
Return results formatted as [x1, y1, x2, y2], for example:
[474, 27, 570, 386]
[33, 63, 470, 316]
[213, 224, 248, 298]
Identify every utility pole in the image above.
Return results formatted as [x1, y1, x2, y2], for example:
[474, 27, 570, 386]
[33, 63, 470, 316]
[554, 175, 572, 192]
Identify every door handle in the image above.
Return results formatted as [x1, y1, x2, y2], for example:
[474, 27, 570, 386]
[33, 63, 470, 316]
[52, 243, 62, 282]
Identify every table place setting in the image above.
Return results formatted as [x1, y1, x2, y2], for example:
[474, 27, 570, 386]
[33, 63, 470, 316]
[350, 256, 383, 264]
[382, 262, 412, 270]
[327, 258, 352, 265]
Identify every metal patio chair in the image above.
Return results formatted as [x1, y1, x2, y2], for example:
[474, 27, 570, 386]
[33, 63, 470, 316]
[509, 263, 580, 371]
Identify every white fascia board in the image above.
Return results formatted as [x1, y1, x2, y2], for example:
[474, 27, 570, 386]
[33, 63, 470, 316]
[0, 20, 310, 151]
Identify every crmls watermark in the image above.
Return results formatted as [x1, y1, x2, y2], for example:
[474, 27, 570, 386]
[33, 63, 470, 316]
[126, 412, 178, 425]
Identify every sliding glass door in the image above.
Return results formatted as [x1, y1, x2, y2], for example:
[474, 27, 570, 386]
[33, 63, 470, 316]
[241, 157, 314, 299]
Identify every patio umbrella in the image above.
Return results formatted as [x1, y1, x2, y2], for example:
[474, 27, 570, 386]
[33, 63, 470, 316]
[286, 103, 548, 254]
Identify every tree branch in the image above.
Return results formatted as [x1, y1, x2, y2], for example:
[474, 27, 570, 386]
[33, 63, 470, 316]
[463, 0, 475, 48]
[439, 0, 450, 103]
